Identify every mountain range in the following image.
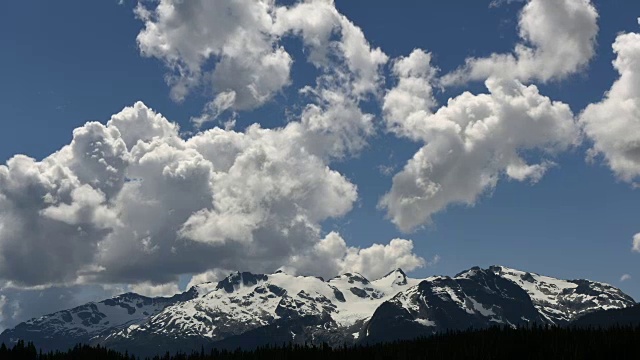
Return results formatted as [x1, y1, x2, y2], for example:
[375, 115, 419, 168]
[0, 265, 636, 356]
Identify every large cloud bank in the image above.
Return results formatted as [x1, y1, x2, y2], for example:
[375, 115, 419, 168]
[0, 0, 430, 295]
[0, 101, 426, 289]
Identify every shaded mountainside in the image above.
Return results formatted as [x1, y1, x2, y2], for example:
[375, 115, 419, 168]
[487, 266, 634, 324]
[0, 265, 636, 356]
[572, 304, 640, 328]
[365, 267, 545, 343]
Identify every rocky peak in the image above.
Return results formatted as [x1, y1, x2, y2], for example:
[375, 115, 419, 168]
[375, 268, 408, 287]
[331, 272, 370, 285]
[487, 265, 637, 324]
[215, 271, 269, 293]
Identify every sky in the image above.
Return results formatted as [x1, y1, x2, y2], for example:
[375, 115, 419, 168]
[0, 0, 640, 331]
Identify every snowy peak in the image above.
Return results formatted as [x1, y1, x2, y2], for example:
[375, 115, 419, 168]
[365, 269, 544, 343]
[373, 268, 409, 287]
[186, 281, 218, 298]
[215, 272, 269, 293]
[488, 265, 636, 324]
[101, 269, 426, 350]
[329, 272, 370, 285]
[0, 290, 195, 352]
[454, 265, 488, 279]
[1, 265, 635, 355]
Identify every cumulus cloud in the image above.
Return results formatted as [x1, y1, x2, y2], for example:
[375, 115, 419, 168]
[136, 0, 387, 126]
[186, 233, 429, 284]
[128, 282, 181, 298]
[135, 0, 291, 113]
[274, 0, 387, 97]
[580, 32, 640, 183]
[633, 233, 640, 253]
[381, 58, 579, 231]
[442, 0, 598, 85]
[186, 269, 233, 290]
[0, 0, 405, 292]
[339, 237, 426, 280]
[0, 123, 125, 286]
[0, 101, 424, 290]
[383, 49, 439, 140]
[287, 232, 425, 280]
[82, 102, 357, 285]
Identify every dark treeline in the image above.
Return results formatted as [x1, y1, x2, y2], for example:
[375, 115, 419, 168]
[1, 325, 639, 360]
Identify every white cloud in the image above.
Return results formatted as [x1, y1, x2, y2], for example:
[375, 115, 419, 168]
[633, 233, 640, 253]
[274, 0, 388, 98]
[106, 101, 179, 150]
[128, 282, 180, 298]
[489, 0, 525, 8]
[186, 269, 233, 290]
[135, 0, 291, 113]
[273, 0, 388, 160]
[620, 274, 632, 282]
[381, 74, 579, 232]
[91, 103, 360, 285]
[0, 122, 126, 286]
[383, 49, 438, 141]
[580, 32, 640, 183]
[136, 0, 387, 126]
[0, 102, 422, 288]
[340, 238, 426, 280]
[442, 0, 598, 85]
[0, 0, 404, 289]
[288, 232, 426, 280]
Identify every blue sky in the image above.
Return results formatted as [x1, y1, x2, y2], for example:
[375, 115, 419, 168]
[0, 0, 639, 327]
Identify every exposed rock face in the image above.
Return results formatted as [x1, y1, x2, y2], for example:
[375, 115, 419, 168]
[365, 268, 545, 342]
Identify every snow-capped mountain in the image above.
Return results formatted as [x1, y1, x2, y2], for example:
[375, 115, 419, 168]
[99, 269, 420, 353]
[0, 266, 635, 355]
[486, 266, 634, 324]
[0, 290, 199, 352]
[365, 267, 546, 342]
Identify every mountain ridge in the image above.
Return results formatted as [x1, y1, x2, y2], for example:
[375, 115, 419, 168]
[0, 265, 635, 355]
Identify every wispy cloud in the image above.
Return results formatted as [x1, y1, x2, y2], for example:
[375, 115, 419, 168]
[489, 0, 525, 8]
[620, 274, 632, 282]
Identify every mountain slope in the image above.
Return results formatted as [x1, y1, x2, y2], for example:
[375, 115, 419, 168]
[572, 304, 640, 328]
[364, 267, 545, 342]
[99, 269, 420, 354]
[487, 266, 635, 324]
[0, 265, 635, 355]
[0, 289, 201, 352]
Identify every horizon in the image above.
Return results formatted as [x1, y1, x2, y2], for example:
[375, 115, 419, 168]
[1, 0, 640, 334]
